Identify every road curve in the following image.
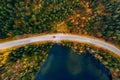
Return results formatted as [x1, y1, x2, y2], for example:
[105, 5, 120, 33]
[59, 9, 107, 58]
[0, 33, 120, 56]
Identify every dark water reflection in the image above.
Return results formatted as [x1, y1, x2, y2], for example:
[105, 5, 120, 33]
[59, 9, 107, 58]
[35, 44, 112, 80]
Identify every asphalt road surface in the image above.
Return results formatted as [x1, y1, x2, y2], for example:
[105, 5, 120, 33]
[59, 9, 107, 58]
[0, 33, 120, 56]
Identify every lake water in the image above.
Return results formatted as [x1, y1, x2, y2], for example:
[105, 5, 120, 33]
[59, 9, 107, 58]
[35, 44, 112, 80]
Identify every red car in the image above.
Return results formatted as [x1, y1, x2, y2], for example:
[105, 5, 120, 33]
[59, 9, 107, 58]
[53, 36, 56, 38]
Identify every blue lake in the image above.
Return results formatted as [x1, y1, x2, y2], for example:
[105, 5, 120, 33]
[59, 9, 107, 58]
[35, 44, 112, 80]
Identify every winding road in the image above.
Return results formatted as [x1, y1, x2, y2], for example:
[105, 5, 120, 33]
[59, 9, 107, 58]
[0, 33, 120, 56]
